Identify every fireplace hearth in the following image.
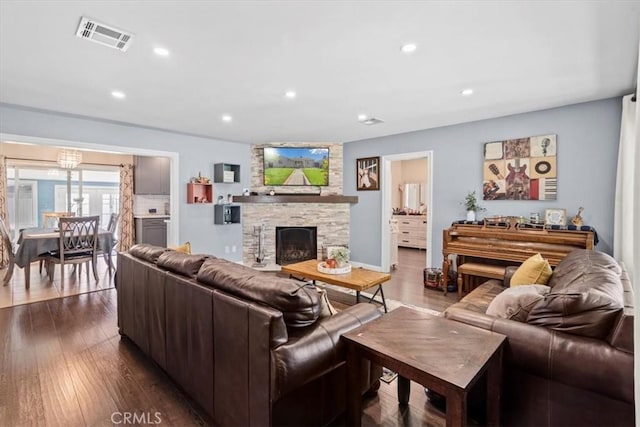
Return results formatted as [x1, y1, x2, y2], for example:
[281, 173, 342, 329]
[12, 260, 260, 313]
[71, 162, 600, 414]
[276, 226, 317, 265]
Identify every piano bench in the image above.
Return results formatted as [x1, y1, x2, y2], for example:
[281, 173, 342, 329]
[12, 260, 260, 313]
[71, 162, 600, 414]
[456, 263, 506, 299]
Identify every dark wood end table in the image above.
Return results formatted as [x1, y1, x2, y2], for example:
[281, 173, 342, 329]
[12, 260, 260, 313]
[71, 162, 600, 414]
[342, 307, 506, 426]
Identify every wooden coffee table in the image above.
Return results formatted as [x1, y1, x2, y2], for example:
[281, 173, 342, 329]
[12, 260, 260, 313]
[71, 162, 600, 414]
[281, 259, 392, 312]
[342, 307, 506, 426]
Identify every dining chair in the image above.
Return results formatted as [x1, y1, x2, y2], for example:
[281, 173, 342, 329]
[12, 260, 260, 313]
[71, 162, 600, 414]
[0, 218, 15, 286]
[46, 216, 100, 285]
[40, 211, 75, 274]
[102, 212, 119, 271]
[42, 211, 75, 228]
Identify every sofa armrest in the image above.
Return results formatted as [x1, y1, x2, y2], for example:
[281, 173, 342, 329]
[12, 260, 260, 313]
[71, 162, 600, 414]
[503, 266, 518, 287]
[445, 307, 634, 403]
[272, 303, 381, 400]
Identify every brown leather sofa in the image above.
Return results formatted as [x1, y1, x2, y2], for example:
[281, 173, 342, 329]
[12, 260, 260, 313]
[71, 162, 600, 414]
[117, 244, 382, 426]
[444, 249, 634, 426]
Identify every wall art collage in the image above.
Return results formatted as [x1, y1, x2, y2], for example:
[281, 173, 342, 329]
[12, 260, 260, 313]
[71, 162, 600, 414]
[483, 134, 557, 200]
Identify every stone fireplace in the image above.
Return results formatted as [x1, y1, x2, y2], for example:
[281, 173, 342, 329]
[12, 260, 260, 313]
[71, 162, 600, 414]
[276, 226, 317, 265]
[239, 142, 353, 266]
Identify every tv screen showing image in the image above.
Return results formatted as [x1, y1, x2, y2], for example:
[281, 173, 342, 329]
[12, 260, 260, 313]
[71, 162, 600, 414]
[263, 147, 329, 186]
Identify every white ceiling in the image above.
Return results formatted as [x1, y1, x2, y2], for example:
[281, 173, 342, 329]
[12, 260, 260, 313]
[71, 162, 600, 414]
[1, 1, 638, 144]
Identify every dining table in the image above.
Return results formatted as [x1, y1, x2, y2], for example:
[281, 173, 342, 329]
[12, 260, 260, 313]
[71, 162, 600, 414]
[15, 227, 115, 288]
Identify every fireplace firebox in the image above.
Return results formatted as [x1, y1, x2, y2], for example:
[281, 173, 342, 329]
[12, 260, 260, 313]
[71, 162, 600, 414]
[276, 226, 317, 265]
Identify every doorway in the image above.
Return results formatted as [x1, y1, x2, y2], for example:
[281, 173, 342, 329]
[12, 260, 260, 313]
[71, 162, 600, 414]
[380, 151, 433, 273]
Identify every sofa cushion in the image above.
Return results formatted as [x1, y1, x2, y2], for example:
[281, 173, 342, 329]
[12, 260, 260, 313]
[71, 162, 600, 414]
[449, 279, 505, 314]
[317, 288, 338, 318]
[527, 249, 624, 339]
[129, 244, 172, 264]
[510, 253, 552, 286]
[196, 258, 321, 327]
[486, 284, 550, 322]
[157, 251, 209, 277]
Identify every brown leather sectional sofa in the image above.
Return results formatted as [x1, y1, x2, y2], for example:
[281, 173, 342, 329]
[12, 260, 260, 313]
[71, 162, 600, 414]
[117, 244, 382, 426]
[444, 249, 635, 426]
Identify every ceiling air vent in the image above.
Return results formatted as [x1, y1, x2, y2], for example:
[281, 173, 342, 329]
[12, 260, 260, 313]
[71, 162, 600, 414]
[75, 17, 134, 51]
[360, 117, 384, 125]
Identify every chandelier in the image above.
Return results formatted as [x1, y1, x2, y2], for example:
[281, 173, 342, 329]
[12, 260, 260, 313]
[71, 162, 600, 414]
[57, 149, 82, 169]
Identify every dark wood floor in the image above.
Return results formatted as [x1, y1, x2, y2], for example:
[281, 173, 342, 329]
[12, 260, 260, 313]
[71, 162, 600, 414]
[0, 249, 454, 426]
[384, 247, 458, 313]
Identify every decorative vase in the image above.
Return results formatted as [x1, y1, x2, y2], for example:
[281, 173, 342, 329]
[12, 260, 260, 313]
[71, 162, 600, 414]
[466, 210, 476, 221]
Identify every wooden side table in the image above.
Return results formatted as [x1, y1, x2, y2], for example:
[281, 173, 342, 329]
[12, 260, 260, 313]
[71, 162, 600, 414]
[342, 307, 506, 426]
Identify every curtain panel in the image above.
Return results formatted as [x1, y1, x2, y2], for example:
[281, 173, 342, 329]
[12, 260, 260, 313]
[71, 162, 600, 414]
[0, 156, 8, 267]
[118, 164, 135, 252]
[613, 94, 639, 281]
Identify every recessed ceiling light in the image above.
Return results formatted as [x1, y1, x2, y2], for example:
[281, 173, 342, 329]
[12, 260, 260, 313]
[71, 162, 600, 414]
[360, 117, 385, 126]
[285, 91, 297, 99]
[153, 47, 170, 57]
[357, 114, 368, 121]
[222, 114, 232, 122]
[401, 43, 417, 53]
[111, 91, 126, 99]
[461, 88, 474, 96]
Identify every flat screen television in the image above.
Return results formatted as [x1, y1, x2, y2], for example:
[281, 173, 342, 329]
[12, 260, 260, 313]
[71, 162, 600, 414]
[263, 147, 329, 186]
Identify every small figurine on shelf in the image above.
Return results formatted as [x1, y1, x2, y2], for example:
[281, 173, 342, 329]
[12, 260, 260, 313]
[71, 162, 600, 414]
[217, 195, 224, 205]
[227, 194, 233, 203]
[243, 188, 250, 196]
[197, 172, 211, 184]
[571, 207, 584, 226]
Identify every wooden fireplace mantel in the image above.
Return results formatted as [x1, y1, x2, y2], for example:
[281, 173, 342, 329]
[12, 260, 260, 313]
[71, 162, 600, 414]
[232, 195, 358, 204]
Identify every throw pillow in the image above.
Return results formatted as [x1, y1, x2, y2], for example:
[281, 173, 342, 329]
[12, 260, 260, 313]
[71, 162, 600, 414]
[486, 284, 550, 322]
[510, 253, 552, 287]
[171, 241, 191, 254]
[317, 288, 339, 318]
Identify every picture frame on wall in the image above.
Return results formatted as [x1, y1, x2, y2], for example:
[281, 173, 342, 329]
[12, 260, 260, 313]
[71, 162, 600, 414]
[356, 156, 380, 191]
[544, 208, 567, 226]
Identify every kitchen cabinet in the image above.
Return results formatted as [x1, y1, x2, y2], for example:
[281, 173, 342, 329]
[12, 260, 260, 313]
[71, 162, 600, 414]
[393, 214, 427, 249]
[135, 217, 167, 247]
[134, 156, 170, 195]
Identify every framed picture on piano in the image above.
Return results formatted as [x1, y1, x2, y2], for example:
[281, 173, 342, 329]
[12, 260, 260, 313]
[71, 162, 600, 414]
[544, 208, 567, 226]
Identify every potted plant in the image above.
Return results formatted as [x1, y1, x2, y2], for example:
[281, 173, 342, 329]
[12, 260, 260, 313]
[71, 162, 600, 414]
[463, 191, 485, 221]
[329, 247, 350, 267]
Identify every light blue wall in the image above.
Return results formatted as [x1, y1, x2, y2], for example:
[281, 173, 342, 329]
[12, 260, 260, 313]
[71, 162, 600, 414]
[0, 103, 251, 260]
[344, 98, 622, 267]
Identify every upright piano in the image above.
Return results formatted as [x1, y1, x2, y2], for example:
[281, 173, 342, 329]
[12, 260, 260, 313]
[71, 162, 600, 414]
[442, 220, 596, 289]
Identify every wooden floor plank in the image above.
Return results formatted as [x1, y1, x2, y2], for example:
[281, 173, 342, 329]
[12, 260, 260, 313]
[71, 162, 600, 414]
[38, 357, 85, 427]
[3, 349, 46, 426]
[64, 349, 120, 426]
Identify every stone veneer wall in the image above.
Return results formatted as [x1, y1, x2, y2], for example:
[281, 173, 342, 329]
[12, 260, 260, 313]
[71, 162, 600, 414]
[243, 142, 350, 265]
[242, 203, 349, 265]
[251, 142, 343, 194]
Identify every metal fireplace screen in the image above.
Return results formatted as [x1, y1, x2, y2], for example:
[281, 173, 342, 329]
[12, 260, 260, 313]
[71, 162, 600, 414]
[275, 226, 317, 265]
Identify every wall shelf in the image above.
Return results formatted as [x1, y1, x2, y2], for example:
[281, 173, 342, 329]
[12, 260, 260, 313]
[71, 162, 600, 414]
[232, 195, 358, 204]
[214, 163, 241, 183]
[187, 183, 213, 204]
[214, 204, 241, 224]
